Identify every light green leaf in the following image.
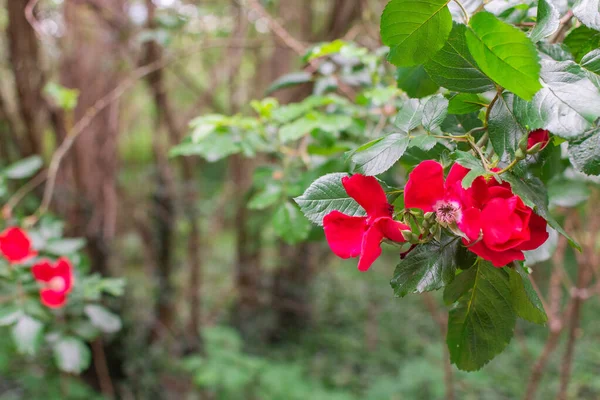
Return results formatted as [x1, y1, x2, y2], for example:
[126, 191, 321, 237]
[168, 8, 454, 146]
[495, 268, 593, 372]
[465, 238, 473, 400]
[530, 0, 560, 42]
[507, 265, 548, 325]
[568, 128, 600, 175]
[391, 234, 460, 297]
[351, 134, 410, 176]
[448, 93, 484, 115]
[394, 98, 423, 133]
[279, 116, 319, 143]
[513, 60, 600, 140]
[4, 156, 44, 180]
[272, 202, 311, 245]
[573, 0, 600, 31]
[53, 337, 91, 374]
[169, 136, 240, 162]
[580, 49, 600, 88]
[489, 93, 527, 157]
[396, 65, 439, 98]
[266, 72, 312, 94]
[0, 305, 22, 326]
[248, 184, 282, 210]
[424, 23, 495, 93]
[45, 238, 86, 256]
[381, 0, 453, 67]
[548, 177, 590, 207]
[12, 315, 43, 356]
[466, 12, 542, 100]
[422, 95, 449, 132]
[447, 260, 516, 371]
[452, 150, 488, 188]
[84, 305, 122, 334]
[564, 26, 600, 62]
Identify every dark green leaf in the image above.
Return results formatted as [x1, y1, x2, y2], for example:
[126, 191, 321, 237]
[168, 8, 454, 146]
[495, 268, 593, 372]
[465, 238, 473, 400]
[272, 202, 311, 245]
[266, 72, 312, 94]
[53, 337, 91, 374]
[466, 12, 542, 100]
[530, 0, 560, 42]
[381, 0, 453, 67]
[443, 265, 476, 305]
[394, 98, 423, 133]
[447, 260, 516, 371]
[568, 128, 600, 175]
[448, 93, 484, 115]
[513, 60, 600, 140]
[396, 65, 440, 98]
[507, 265, 548, 325]
[573, 0, 600, 31]
[422, 95, 449, 132]
[564, 26, 600, 62]
[489, 93, 527, 157]
[391, 234, 460, 297]
[351, 134, 410, 176]
[4, 156, 43, 180]
[424, 23, 495, 93]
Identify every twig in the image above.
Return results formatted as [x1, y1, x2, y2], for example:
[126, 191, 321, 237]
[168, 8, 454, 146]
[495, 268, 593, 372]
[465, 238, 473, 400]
[2, 171, 47, 219]
[24, 0, 43, 39]
[452, 0, 470, 23]
[91, 338, 115, 399]
[551, 10, 574, 44]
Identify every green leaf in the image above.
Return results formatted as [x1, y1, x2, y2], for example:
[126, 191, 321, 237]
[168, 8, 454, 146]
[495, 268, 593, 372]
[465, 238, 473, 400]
[424, 23, 495, 93]
[580, 49, 600, 88]
[271, 96, 337, 123]
[489, 93, 527, 157]
[443, 265, 476, 305]
[513, 60, 600, 140]
[44, 82, 79, 111]
[396, 65, 439, 98]
[272, 202, 311, 245]
[564, 26, 600, 62]
[466, 12, 542, 100]
[4, 156, 44, 179]
[548, 177, 590, 207]
[409, 134, 439, 151]
[169, 136, 240, 162]
[248, 184, 282, 210]
[12, 315, 43, 356]
[394, 98, 423, 133]
[381, 0, 453, 67]
[573, 0, 600, 31]
[501, 173, 580, 249]
[279, 116, 319, 143]
[0, 305, 22, 326]
[45, 238, 86, 256]
[530, 0, 560, 42]
[422, 95, 449, 132]
[266, 72, 312, 94]
[351, 134, 410, 176]
[448, 93, 484, 115]
[568, 128, 600, 175]
[53, 337, 91, 374]
[507, 265, 548, 325]
[447, 260, 516, 371]
[452, 150, 488, 188]
[391, 234, 459, 297]
[84, 305, 122, 334]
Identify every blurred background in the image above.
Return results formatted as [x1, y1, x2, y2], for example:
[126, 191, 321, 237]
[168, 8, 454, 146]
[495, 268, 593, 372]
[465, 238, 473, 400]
[1, 0, 600, 399]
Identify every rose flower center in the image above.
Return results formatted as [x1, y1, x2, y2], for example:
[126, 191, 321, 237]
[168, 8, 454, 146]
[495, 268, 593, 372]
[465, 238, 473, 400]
[47, 277, 66, 292]
[434, 200, 462, 225]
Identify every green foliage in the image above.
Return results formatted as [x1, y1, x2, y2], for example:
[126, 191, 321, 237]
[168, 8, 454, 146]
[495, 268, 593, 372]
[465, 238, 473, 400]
[396, 65, 439, 98]
[568, 128, 600, 175]
[529, 0, 560, 42]
[507, 265, 548, 325]
[3, 156, 43, 180]
[349, 134, 410, 176]
[488, 93, 527, 157]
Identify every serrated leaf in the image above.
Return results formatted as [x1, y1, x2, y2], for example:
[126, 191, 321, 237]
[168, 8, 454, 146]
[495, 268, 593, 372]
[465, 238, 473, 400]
[489, 93, 527, 157]
[564, 26, 600, 62]
[53, 337, 91, 374]
[84, 305, 122, 334]
[409, 135, 439, 151]
[351, 134, 410, 176]
[568, 128, 600, 175]
[573, 0, 600, 31]
[4, 156, 43, 180]
[394, 98, 423, 133]
[507, 265, 548, 325]
[452, 150, 487, 188]
[12, 315, 43, 356]
[443, 265, 477, 305]
[266, 72, 312, 94]
[396, 65, 439, 98]
[530, 0, 560, 42]
[381, 0, 453, 67]
[447, 260, 516, 371]
[424, 23, 495, 93]
[272, 202, 311, 244]
[422, 95, 449, 132]
[466, 12, 542, 100]
[580, 49, 600, 88]
[448, 93, 484, 115]
[391, 234, 460, 297]
[513, 60, 600, 140]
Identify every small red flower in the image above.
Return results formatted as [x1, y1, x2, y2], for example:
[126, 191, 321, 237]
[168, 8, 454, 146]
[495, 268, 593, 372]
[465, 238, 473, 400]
[527, 129, 550, 151]
[0, 227, 37, 263]
[459, 176, 549, 267]
[31, 258, 74, 309]
[323, 174, 409, 271]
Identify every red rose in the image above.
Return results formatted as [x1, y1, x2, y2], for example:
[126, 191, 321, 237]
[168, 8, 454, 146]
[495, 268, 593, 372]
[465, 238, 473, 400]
[0, 227, 37, 263]
[460, 176, 549, 267]
[31, 258, 74, 308]
[323, 174, 409, 271]
[527, 129, 550, 151]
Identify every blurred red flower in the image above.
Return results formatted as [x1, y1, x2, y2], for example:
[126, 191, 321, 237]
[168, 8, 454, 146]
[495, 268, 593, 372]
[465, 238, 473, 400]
[32, 258, 74, 309]
[0, 227, 37, 263]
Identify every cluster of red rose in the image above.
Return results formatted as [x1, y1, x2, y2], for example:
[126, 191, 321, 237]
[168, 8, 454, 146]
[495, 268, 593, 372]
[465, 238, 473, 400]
[323, 130, 551, 271]
[0, 227, 74, 308]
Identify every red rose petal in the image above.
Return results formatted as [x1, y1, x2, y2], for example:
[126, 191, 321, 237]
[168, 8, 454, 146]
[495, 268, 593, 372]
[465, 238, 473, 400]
[404, 160, 445, 212]
[323, 211, 368, 259]
[342, 174, 391, 218]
